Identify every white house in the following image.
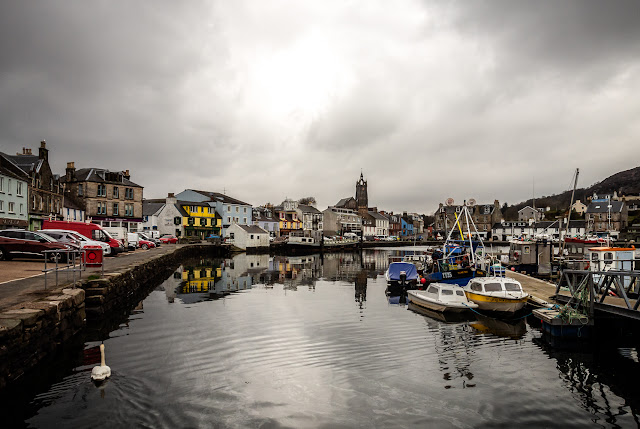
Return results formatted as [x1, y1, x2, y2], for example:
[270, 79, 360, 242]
[63, 198, 86, 223]
[142, 193, 186, 237]
[227, 224, 269, 250]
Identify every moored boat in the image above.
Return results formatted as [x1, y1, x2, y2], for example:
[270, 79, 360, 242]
[407, 283, 478, 313]
[463, 277, 529, 313]
[385, 262, 419, 296]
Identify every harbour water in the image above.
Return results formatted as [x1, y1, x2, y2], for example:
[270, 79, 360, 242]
[5, 247, 640, 428]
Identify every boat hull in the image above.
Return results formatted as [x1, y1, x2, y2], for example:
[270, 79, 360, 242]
[464, 291, 528, 313]
[407, 290, 477, 313]
[424, 269, 487, 286]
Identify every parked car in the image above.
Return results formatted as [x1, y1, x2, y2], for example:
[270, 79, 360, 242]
[38, 229, 111, 256]
[138, 232, 161, 247]
[159, 234, 178, 244]
[42, 220, 124, 255]
[138, 239, 156, 250]
[0, 229, 72, 261]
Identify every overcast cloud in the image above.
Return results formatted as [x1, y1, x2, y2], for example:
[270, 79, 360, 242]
[1, 1, 639, 214]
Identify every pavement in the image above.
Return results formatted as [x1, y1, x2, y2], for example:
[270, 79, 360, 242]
[0, 244, 185, 312]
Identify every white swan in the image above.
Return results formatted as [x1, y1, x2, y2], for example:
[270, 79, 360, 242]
[91, 344, 111, 382]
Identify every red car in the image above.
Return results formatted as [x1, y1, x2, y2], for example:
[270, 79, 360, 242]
[159, 234, 178, 244]
[138, 239, 156, 250]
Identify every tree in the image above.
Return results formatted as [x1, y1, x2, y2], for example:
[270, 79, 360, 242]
[298, 197, 316, 206]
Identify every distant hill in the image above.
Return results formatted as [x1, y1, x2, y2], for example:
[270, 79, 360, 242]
[504, 166, 640, 220]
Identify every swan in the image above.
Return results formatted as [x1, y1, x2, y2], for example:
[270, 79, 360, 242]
[91, 344, 111, 382]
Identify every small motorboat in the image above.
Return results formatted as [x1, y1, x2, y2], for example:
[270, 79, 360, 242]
[407, 283, 478, 313]
[463, 277, 529, 313]
[385, 262, 419, 296]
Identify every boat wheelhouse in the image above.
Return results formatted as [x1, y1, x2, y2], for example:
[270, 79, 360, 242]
[407, 284, 477, 313]
[463, 277, 529, 313]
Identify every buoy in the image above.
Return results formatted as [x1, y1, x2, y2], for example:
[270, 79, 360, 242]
[420, 277, 426, 284]
[511, 267, 515, 271]
[91, 344, 111, 382]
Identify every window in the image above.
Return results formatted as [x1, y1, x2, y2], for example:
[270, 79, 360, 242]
[32, 195, 36, 210]
[125, 204, 133, 216]
[78, 184, 84, 196]
[441, 289, 453, 296]
[456, 290, 465, 296]
[235, 206, 239, 212]
[604, 252, 614, 266]
[97, 202, 107, 214]
[113, 187, 119, 198]
[0, 176, 3, 192]
[470, 282, 482, 292]
[7, 179, 12, 194]
[251, 234, 254, 239]
[8, 202, 15, 213]
[227, 217, 231, 223]
[97, 184, 106, 197]
[244, 207, 247, 213]
[0, 201, 3, 212]
[227, 205, 230, 211]
[113, 203, 119, 216]
[504, 282, 522, 292]
[16, 181, 23, 196]
[19, 204, 23, 215]
[484, 283, 502, 292]
[125, 188, 134, 199]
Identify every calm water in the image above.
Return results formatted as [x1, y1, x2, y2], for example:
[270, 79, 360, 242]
[6, 247, 640, 428]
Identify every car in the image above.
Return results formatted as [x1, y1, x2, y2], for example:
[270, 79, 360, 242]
[138, 232, 161, 247]
[0, 229, 72, 261]
[138, 239, 156, 250]
[38, 229, 111, 256]
[159, 234, 178, 244]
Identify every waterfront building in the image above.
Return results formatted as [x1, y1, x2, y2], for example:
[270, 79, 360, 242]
[406, 212, 424, 235]
[62, 162, 143, 232]
[491, 219, 586, 241]
[4, 142, 64, 230]
[253, 206, 279, 238]
[400, 216, 414, 237]
[296, 203, 323, 242]
[0, 152, 30, 230]
[518, 206, 544, 222]
[143, 193, 222, 239]
[272, 199, 302, 237]
[435, 200, 503, 240]
[227, 224, 269, 250]
[361, 210, 389, 238]
[571, 200, 588, 216]
[322, 206, 362, 236]
[142, 193, 185, 237]
[174, 189, 252, 237]
[586, 200, 628, 239]
[381, 211, 401, 238]
[62, 198, 85, 223]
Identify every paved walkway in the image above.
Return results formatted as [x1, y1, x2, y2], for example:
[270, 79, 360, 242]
[0, 244, 184, 312]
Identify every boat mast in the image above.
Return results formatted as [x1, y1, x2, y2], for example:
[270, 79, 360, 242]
[559, 168, 579, 257]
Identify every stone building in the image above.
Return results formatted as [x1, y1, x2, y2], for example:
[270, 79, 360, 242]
[62, 163, 144, 232]
[586, 200, 628, 239]
[435, 200, 502, 239]
[4, 142, 64, 230]
[322, 206, 362, 236]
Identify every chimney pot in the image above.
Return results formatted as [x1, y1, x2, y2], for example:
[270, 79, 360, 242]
[67, 162, 75, 169]
[40, 140, 46, 148]
[168, 192, 174, 198]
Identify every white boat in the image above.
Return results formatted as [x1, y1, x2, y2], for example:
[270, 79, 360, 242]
[407, 283, 478, 313]
[463, 277, 529, 313]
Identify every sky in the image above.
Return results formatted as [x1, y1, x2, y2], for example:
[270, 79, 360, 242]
[1, 1, 639, 215]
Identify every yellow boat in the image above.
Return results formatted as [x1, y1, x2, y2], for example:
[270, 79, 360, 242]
[463, 277, 528, 313]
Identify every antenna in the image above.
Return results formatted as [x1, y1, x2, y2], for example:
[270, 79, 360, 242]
[467, 198, 476, 206]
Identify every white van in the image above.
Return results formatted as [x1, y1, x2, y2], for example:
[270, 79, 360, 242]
[103, 227, 129, 250]
[343, 232, 358, 240]
[127, 232, 139, 250]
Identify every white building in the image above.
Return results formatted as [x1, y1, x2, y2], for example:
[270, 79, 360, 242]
[0, 152, 30, 230]
[322, 206, 362, 236]
[227, 224, 269, 250]
[142, 193, 185, 237]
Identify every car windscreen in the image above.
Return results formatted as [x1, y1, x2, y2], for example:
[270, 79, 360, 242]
[35, 232, 57, 242]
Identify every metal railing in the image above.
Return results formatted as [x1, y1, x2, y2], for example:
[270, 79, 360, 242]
[42, 248, 104, 289]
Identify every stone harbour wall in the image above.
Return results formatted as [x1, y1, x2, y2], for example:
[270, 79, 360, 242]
[0, 244, 229, 391]
[0, 287, 85, 390]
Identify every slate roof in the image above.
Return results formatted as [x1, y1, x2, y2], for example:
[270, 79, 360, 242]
[586, 201, 625, 213]
[3, 153, 43, 175]
[143, 201, 165, 216]
[188, 189, 250, 206]
[175, 204, 189, 217]
[66, 168, 142, 188]
[235, 224, 268, 234]
[336, 197, 355, 208]
[368, 211, 388, 221]
[0, 152, 30, 181]
[298, 204, 321, 214]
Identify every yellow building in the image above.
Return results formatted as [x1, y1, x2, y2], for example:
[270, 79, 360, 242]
[178, 201, 222, 239]
[181, 266, 222, 293]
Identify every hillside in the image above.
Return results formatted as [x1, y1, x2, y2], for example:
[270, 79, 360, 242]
[504, 166, 640, 219]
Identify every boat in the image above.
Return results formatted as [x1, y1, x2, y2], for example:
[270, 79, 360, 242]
[463, 277, 529, 313]
[385, 262, 419, 296]
[407, 302, 476, 324]
[407, 283, 478, 313]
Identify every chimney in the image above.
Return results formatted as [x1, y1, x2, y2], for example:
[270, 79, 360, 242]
[66, 162, 76, 181]
[18, 147, 32, 156]
[166, 192, 177, 205]
[123, 170, 130, 180]
[38, 140, 48, 161]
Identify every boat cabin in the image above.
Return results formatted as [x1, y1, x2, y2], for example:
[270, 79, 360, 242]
[425, 283, 467, 300]
[509, 239, 552, 275]
[467, 278, 524, 295]
[586, 247, 636, 287]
